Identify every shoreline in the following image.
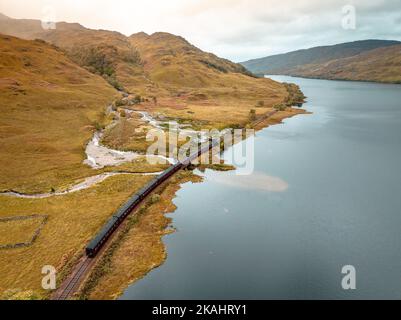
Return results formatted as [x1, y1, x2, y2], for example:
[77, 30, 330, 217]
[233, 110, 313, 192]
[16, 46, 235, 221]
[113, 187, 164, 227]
[80, 104, 308, 300]
[0, 80, 307, 300]
[264, 74, 401, 86]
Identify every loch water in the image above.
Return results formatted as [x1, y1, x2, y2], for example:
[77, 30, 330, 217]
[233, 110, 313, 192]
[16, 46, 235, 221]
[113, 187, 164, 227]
[121, 76, 401, 299]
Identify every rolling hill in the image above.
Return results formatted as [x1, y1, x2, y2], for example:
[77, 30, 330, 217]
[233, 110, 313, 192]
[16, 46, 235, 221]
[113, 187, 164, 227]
[0, 13, 143, 91]
[0, 13, 253, 95]
[241, 40, 401, 83]
[0, 34, 117, 192]
[0, 13, 301, 130]
[0, 12, 306, 300]
[284, 44, 401, 83]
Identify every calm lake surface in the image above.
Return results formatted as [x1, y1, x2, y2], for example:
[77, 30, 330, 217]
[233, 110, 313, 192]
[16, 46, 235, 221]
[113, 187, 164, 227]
[121, 76, 401, 299]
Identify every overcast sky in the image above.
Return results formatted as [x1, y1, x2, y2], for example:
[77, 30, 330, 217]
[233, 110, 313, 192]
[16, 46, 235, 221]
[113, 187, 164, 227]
[1, 0, 400, 62]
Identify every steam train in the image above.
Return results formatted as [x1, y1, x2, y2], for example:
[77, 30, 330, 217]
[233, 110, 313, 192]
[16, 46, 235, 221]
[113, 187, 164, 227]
[85, 140, 218, 257]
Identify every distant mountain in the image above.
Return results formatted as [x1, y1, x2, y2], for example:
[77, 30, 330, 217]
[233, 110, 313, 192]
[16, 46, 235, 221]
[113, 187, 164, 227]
[284, 44, 401, 84]
[241, 40, 401, 83]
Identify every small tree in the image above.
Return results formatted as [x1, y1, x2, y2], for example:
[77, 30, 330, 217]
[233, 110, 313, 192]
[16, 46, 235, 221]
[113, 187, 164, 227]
[133, 95, 142, 104]
[115, 99, 125, 107]
[256, 100, 265, 107]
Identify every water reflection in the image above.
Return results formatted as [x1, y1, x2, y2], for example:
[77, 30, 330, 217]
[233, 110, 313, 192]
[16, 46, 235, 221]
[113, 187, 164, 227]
[204, 170, 288, 192]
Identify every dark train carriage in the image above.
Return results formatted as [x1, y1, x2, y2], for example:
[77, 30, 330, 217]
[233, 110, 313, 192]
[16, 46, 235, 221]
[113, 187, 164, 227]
[156, 163, 181, 182]
[85, 151, 214, 258]
[115, 194, 141, 219]
[86, 216, 119, 257]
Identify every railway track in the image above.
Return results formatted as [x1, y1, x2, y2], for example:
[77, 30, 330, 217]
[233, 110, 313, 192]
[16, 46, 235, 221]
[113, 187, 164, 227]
[52, 139, 222, 300]
[54, 257, 93, 300]
[252, 110, 278, 127]
[51, 107, 281, 300]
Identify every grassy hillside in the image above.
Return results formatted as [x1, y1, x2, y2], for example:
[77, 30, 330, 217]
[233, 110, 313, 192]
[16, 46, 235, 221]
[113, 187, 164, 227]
[0, 16, 306, 299]
[0, 34, 118, 192]
[0, 34, 169, 299]
[283, 44, 401, 84]
[129, 31, 252, 86]
[122, 31, 300, 131]
[0, 14, 299, 130]
[0, 14, 143, 91]
[241, 40, 401, 82]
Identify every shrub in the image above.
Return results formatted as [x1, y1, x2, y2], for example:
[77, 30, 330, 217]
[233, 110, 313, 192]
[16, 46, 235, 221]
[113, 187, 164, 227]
[133, 95, 142, 104]
[151, 194, 161, 204]
[93, 121, 104, 131]
[120, 47, 141, 65]
[198, 59, 228, 73]
[69, 46, 115, 76]
[104, 75, 124, 91]
[115, 99, 125, 107]
[283, 82, 306, 106]
[274, 104, 287, 111]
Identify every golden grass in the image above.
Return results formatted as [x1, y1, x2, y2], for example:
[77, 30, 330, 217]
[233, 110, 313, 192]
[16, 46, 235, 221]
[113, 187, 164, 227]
[0, 174, 156, 298]
[101, 158, 168, 174]
[0, 217, 44, 246]
[82, 170, 202, 299]
[0, 35, 118, 193]
[0, 36, 174, 298]
[102, 112, 154, 153]
[0, 30, 306, 300]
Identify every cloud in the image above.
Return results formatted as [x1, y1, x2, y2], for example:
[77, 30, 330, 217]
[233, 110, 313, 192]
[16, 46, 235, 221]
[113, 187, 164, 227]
[0, 0, 400, 61]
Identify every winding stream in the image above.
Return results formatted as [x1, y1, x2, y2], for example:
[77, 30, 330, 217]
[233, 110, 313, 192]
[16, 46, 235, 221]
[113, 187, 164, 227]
[2, 106, 169, 199]
[2, 104, 216, 199]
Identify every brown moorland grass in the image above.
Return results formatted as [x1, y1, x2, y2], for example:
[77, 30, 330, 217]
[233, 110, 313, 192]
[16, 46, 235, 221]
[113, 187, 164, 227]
[0, 34, 119, 193]
[0, 217, 44, 246]
[0, 174, 156, 298]
[127, 32, 288, 110]
[101, 112, 155, 153]
[0, 16, 144, 91]
[81, 170, 202, 300]
[0, 17, 295, 132]
[0, 23, 307, 300]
